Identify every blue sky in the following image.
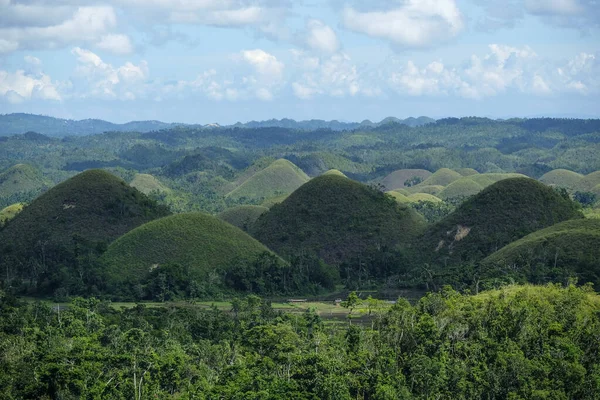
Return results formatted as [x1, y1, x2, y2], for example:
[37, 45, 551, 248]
[0, 0, 598, 124]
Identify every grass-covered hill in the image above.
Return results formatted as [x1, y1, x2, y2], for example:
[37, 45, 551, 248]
[380, 169, 432, 190]
[437, 173, 529, 201]
[539, 169, 584, 190]
[129, 173, 169, 195]
[226, 159, 309, 202]
[416, 178, 583, 270]
[455, 168, 479, 176]
[482, 219, 600, 287]
[0, 170, 170, 291]
[0, 164, 50, 200]
[100, 213, 276, 288]
[322, 169, 348, 178]
[407, 193, 443, 203]
[252, 174, 426, 264]
[0, 203, 23, 225]
[417, 168, 463, 187]
[438, 178, 485, 201]
[575, 171, 600, 193]
[218, 205, 268, 231]
[406, 184, 445, 195]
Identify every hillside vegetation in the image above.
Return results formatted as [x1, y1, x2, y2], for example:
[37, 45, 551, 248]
[416, 178, 583, 275]
[0, 164, 50, 207]
[252, 175, 426, 267]
[0, 170, 170, 294]
[226, 159, 309, 202]
[129, 173, 169, 194]
[380, 169, 432, 190]
[539, 169, 584, 189]
[218, 205, 268, 231]
[0, 203, 23, 225]
[417, 168, 463, 187]
[100, 213, 280, 296]
[482, 219, 600, 287]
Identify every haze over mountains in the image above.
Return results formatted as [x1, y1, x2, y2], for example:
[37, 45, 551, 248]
[0, 113, 436, 137]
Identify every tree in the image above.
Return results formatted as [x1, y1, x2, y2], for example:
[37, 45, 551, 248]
[341, 291, 362, 320]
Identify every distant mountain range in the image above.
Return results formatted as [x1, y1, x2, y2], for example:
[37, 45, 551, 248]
[0, 113, 436, 137]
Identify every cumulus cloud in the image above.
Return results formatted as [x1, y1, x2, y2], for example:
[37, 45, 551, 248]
[96, 34, 134, 55]
[290, 50, 377, 99]
[71, 47, 149, 99]
[158, 49, 285, 102]
[0, 3, 134, 55]
[0, 69, 62, 104]
[305, 19, 340, 54]
[475, 0, 600, 31]
[116, 0, 291, 40]
[341, 0, 464, 49]
[237, 49, 285, 100]
[386, 45, 599, 99]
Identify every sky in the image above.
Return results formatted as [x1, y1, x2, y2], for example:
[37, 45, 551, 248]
[0, 0, 598, 124]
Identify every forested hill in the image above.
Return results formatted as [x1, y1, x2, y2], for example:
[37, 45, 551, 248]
[0, 113, 435, 137]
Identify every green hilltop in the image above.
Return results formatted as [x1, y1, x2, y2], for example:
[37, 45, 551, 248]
[482, 219, 600, 287]
[226, 158, 309, 202]
[406, 184, 445, 195]
[218, 205, 269, 231]
[539, 169, 584, 190]
[438, 173, 529, 201]
[322, 169, 348, 178]
[101, 212, 277, 289]
[407, 193, 443, 203]
[380, 169, 432, 190]
[416, 178, 583, 270]
[0, 202, 24, 225]
[575, 171, 600, 193]
[417, 168, 463, 187]
[455, 168, 479, 176]
[0, 164, 50, 205]
[252, 174, 426, 265]
[438, 178, 485, 201]
[129, 173, 169, 195]
[0, 169, 170, 293]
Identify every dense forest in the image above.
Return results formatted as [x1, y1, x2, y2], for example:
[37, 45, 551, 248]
[1, 115, 600, 398]
[1, 285, 600, 399]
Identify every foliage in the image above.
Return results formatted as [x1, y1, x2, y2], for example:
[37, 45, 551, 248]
[225, 159, 309, 202]
[0, 170, 170, 296]
[218, 205, 269, 231]
[415, 178, 584, 282]
[100, 212, 280, 296]
[252, 175, 426, 268]
[1, 284, 600, 398]
[482, 219, 600, 288]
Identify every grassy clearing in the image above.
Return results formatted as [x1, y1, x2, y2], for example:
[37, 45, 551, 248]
[129, 173, 169, 194]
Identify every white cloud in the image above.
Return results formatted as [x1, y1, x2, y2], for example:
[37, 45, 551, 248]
[96, 34, 134, 55]
[524, 0, 583, 15]
[0, 4, 138, 55]
[291, 51, 373, 99]
[305, 19, 340, 54]
[341, 0, 464, 49]
[71, 47, 149, 99]
[0, 69, 62, 103]
[241, 49, 285, 80]
[476, 0, 600, 31]
[557, 53, 598, 94]
[116, 0, 291, 40]
[386, 45, 599, 99]
[0, 39, 19, 54]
